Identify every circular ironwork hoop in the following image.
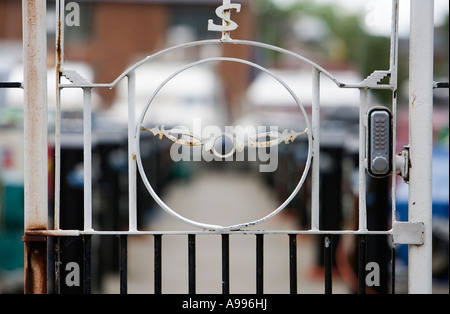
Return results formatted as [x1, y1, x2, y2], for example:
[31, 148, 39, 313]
[136, 56, 313, 231]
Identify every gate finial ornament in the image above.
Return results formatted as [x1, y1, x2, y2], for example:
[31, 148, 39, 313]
[208, 0, 241, 41]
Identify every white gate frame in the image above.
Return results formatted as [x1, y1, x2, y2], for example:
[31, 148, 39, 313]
[22, 0, 436, 294]
[407, 0, 434, 294]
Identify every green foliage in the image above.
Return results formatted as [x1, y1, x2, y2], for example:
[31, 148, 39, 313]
[255, 0, 391, 78]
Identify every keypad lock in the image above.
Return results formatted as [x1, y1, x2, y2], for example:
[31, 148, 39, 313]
[368, 107, 392, 177]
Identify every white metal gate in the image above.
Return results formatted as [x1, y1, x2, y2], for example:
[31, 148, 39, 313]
[21, 0, 440, 294]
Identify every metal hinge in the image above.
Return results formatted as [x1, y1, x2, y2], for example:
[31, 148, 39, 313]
[393, 221, 424, 245]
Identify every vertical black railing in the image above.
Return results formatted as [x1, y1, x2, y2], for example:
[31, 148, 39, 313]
[324, 235, 332, 294]
[83, 235, 92, 294]
[49, 232, 397, 294]
[391, 243, 396, 294]
[154, 234, 162, 294]
[358, 235, 367, 294]
[222, 234, 230, 294]
[289, 234, 297, 294]
[256, 234, 264, 294]
[54, 237, 61, 294]
[188, 234, 196, 294]
[119, 235, 128, 294]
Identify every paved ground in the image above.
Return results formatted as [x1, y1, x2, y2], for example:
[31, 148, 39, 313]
[102, 166, 351, 294]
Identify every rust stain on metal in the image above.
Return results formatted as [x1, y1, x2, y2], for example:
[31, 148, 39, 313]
[411, 92, 417, 109]
[185, 141, 197, 147]
[172, 138, 201, 147]
[56, 19, 62, 74]
[23, 233, 47, 294]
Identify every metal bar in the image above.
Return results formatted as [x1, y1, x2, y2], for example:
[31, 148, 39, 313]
[154, 235, 162, 294]
[408, 0, 434, 294]
[83, 235, 92, 294]
[433, 81, 449, 89]
[0, 82, 22, 88]
[358, 89, 368, 231]
[391, 244, 396, 294]
[289, 234, 297, 294]
[389, 0, 400, 83]
[188, 234, 196, 294]
[120, 236, 128, 294]
[358, 235, 367, 294]
[56, 0, 65, 70]
[222, 234, 230, 294]
[54, 84, 61, 230]
[128, 72, 138, 231]
[324, 235, 332, 294]
[390, 0, 400, 229]
[23, 0, 48, 242]
[54, 237, 61, 294]
[54, 0, 64, 231]
[23, 0, 48, 294]
[256, 234, 264, 294]
[311, 68, 320, 231]
[83, 88, 93, 231]
[31, 229, 394, 237]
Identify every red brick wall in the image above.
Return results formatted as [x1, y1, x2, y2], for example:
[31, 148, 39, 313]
[87, 3, 170, 105]
[1, 1, 256, 117]
[0, 0, 22, 40]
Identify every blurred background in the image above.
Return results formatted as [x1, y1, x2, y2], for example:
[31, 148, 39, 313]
[0, 0, 448, 293]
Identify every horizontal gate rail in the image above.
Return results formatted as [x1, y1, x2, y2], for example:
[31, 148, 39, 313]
[28, 229, 393, 237]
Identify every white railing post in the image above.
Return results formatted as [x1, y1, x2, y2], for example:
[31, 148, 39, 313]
[22, 0, 48, 294]
[311, 68, 320, 231]
[408, 0, 434, 294]
[358, 88, 368, 232]
[84, 88, 93, 231]
[128, 71, 138, 232]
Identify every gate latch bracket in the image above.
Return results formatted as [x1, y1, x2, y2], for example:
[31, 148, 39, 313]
[395, 145, 410, 183]
[393, 221, 424, 245]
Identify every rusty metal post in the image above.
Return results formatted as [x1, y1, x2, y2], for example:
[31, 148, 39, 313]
[22, 0, 48, 294]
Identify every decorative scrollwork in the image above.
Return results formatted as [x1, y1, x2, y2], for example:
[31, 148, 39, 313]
[141, 125, 308, 158]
